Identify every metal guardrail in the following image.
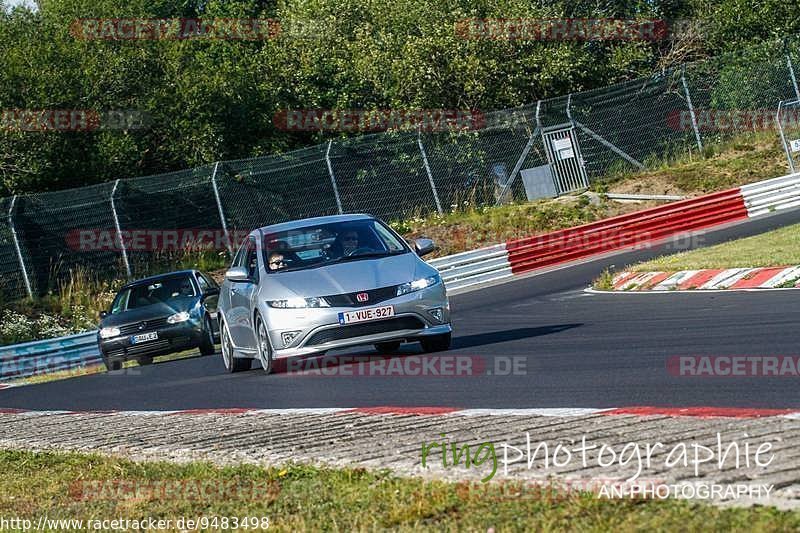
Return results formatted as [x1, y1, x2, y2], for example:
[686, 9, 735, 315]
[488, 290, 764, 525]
[740, 172, 800, 217]
[428, 243, 512, 291]
[0, 330, 100, 382]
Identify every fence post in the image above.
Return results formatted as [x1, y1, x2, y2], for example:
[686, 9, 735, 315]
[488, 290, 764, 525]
[417, 129, 443, 214]
[681, 65, 703, 152]
[325, 140, 344, 215]
[210, 162, 233, 256]
[787, 54, 800, 100]
[496, 124, 539, 205]
[7, 196, 32, 298]
[110, 180, 131, 278]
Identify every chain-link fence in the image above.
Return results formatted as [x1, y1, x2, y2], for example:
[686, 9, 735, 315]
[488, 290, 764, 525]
[2, 36, 800, 301]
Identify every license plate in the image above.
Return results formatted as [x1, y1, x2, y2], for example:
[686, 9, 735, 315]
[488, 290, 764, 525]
[130, 332, 158, 344]
[338, 305, 394, 325]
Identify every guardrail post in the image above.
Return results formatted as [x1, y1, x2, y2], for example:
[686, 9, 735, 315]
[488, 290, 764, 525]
[210, 162, 233, 256]
[787, 54, 800, 100]
[325, 141, 344, 215]
[110, 180, 131, 278]
[681, 65, 703, 152]
[417, 129, 443, 214]
[7, 196, 33, 298]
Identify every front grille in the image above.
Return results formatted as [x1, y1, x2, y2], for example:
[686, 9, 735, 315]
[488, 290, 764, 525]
[324, 285, 399, 307]
[118, 317, 169, 336]
[104, 337, 191, 359]
[306, 316, 425, 346]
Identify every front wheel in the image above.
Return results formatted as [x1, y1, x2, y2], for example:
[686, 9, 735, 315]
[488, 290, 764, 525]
[256, 317, 274, 375]
[102, 354, 123, 372]
[199, 315, 216, 356]
[420, 332, 451, 353]
[221, 319, 251, 373]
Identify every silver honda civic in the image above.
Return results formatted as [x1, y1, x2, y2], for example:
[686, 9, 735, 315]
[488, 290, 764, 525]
[217, 214, 452, 374]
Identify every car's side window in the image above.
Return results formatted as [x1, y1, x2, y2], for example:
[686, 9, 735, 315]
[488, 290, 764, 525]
[196, 274, 209, 293]
[232, 242, 247, 269]
[246, 237, 259, 283]
[199, 272, 218, 289]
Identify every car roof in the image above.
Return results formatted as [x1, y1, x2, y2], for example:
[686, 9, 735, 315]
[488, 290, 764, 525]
[121, 270, 198, 289]
[253, 214, 375, 236]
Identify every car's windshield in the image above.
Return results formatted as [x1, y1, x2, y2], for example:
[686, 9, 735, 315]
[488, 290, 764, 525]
[263, 219, 408, 273]
[110, 274, 196, 314]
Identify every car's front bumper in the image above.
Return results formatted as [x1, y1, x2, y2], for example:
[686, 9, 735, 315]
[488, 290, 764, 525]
[264, 282, 451, 359]
[98, 321, 203, 361]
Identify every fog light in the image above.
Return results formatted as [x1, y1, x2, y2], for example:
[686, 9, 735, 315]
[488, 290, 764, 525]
[281, 330, 302, 347]
[428, 308, 443, 323]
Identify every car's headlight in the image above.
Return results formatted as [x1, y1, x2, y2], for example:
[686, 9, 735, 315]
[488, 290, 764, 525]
[397, 274, 441, 296]
[167, 311, 191, 324]
[99, 327, 121, 339]
[267, 297, 330, 309]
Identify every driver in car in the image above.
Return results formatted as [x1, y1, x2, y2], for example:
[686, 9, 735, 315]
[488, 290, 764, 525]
[340, 230, 360, 256]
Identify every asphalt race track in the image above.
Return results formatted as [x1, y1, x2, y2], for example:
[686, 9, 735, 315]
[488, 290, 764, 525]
[3, 208, 800, 411]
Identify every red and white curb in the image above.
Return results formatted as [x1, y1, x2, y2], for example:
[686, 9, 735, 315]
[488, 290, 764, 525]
[608, 266, 800, 291]
[1, 406, 799, 419]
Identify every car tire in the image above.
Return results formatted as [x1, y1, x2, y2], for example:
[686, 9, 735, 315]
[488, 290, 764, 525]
[102, 354, 123, 372]
[420, 332, 451, 353]
[199, 315, 216, 356]
[137, 356, 153, 366]
[375, 341, 402, 353]
[255, 316, 274, 375]
[221, 319, 251, 373]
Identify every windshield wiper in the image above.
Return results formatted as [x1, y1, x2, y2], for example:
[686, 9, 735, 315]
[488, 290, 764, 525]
[328, 250, 406, 264]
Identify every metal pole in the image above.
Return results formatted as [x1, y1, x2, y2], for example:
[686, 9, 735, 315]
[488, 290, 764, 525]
[776, 101, 796, 173]
[787, 54, 800, 100]
[210, 162, 233, 255]
[325, 140, 344, 215]
[110, 180, 131, 278]
[573, 120, 644, 169]
[681, 66, 703, 152]
[7, 196, 32, 298]
[417, 129, 443, 214]
[496, 127, 539, 205]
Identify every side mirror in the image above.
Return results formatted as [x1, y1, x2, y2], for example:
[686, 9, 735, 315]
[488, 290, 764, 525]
[414, 238, 435, 257]
[225, 266, 251, 283]
[99, 310, 108, 320]
[204, 287, 221, 296]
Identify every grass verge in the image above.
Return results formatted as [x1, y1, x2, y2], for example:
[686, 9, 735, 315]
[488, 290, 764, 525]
[0, 449, 797, 532]
[629, 222, 800, 272]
